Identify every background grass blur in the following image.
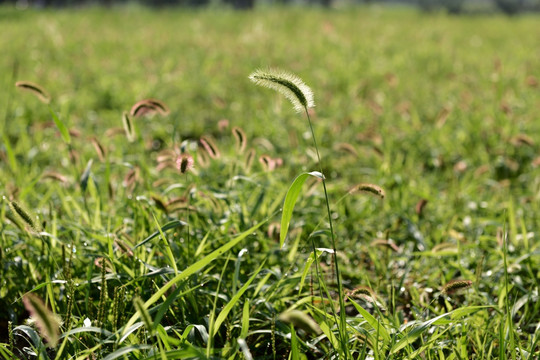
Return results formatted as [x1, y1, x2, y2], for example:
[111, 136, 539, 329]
[1, 5, 539, 358]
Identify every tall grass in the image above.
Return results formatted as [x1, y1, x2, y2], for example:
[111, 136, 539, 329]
[0, 6, 539, 359]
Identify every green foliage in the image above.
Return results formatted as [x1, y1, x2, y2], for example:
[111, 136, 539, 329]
[0, 6, 539, 360]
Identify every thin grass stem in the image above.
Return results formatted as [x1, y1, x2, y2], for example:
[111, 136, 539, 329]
[304, 108, 349, 358]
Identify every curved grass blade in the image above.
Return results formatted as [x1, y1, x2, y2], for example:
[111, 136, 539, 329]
[102, 344, 152, 360]
[133, 220, 187, 249]
[280, 171, 323, 248]
[119, 322, 144, 344]
[59, 326, 113, 339]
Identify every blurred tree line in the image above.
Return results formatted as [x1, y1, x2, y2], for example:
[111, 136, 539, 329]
[1, 0, 539, 13]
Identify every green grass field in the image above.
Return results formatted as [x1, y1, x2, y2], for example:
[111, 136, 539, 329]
[1, 5, 539, 359]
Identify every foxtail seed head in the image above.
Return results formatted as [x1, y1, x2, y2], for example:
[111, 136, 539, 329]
[349, 183, 386, 199]
[9, 201, 39, 232]
[23, 293, 61, 347]
[442, 279, 473, 295]
[130, 98, 170, 117]
[176, 153, 194, 174]
[249, 69, 314, 113]
[15, 81, 51, 104]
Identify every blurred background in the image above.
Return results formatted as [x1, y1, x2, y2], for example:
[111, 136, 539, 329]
[3, 0, 540, 14]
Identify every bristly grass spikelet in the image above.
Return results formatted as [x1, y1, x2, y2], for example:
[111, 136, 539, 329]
[370, 238, 400, 252]
[278, 310, 322, 336]
[232, 126, 247, 153]
[349, 183, 386, 199]
[249, 69, 314, 113]
[133, 297, 154, 335]
[122, 111, 135, 142]
[22, 293, 61, 347]
[176, 153, 194, 174]
[200, 136, 221, 159]
[9, 200, 39, 232]
[245, 148, 256, 170]
[442, 279, 473, 295]
[130, 98, 170, 117]
[346, 286, 378, 304]
[15, 81, 51, 104]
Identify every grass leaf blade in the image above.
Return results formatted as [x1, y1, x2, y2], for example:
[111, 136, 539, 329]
[281, 172, 321, 248]
[48, 107, 71, 145]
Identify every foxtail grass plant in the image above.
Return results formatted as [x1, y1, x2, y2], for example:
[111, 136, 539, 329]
[250, 68, 349, 357]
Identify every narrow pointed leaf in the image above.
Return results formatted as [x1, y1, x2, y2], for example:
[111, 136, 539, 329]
[49, 107, 71, 144]
[281, 172, 321, 248]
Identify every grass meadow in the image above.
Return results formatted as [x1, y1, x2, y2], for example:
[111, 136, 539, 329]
[1, 5, 539, 359]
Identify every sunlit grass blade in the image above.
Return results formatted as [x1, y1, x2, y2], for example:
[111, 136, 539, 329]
[240, 300, 250, 339]
[290, 324, 300, 360]
[238, 338, 253, 360]
[347, 297, 390, 344]
[280, 171, 324, 248]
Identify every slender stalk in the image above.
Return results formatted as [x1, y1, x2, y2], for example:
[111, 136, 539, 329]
[305, 108, 349, 358]
[186, 172, 191, 263]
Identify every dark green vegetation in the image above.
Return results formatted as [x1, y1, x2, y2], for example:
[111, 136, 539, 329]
[1, 6, 539, 359]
